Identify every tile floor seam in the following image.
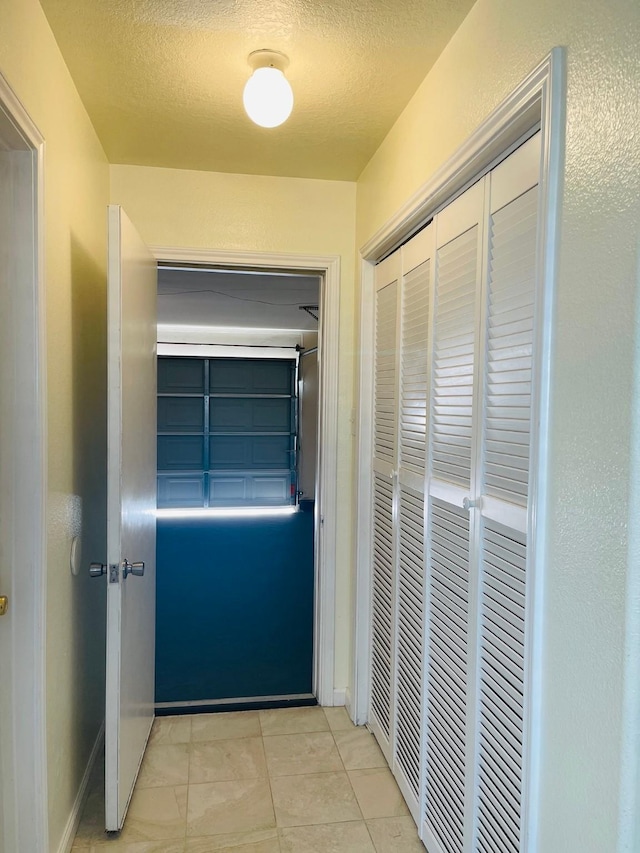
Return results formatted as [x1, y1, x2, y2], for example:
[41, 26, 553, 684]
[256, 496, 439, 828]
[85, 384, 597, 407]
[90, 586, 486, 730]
[276, 818, 365, 831]
[363, 814, 380, 852]
[262, 734, 279, 835]
[265, 768, 357, 780]
[182, 723, 192, 842]
[331, 727, 349, 776]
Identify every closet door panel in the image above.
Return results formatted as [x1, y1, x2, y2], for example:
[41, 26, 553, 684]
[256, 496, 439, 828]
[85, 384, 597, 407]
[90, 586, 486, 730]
[370, 253, 400, 753]
[424, 179, 485, 853]
[489, 134, 541, 216]
[392, 225, 433, 815]
[436, 180, 485, 248]
[473, 132, 541, 853]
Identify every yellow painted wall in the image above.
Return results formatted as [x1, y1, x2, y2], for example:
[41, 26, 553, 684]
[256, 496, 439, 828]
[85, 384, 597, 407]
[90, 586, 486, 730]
[1, 0, 637, 847]
[0, 1, 110, 849]
[356, 0, 640, 849]
[111, 165, 357, 693]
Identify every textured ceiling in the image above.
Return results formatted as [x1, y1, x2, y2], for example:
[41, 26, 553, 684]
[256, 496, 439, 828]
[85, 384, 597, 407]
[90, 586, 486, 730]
[158, 267, 319, 330]
[39, 0, 474, 180]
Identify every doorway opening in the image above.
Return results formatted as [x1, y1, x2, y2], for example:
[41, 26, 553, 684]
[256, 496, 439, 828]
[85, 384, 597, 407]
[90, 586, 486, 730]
[153, 261, 330, 713]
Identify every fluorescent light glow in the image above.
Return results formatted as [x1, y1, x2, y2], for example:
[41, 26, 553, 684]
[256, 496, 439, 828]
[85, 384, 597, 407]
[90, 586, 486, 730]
[157, 343, 298, 360]
[243, 66, 294, 128]
[157, 506, 297, 519]
[157, 324, 309, 336]
[158, 265, 310, 279]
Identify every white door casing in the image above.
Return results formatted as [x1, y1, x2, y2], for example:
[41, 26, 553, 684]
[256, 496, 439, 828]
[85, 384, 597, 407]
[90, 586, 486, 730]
[355, 51, 565, 850]
[152, 246, 340, 708]
[105, 205, 158, 831]
[0, 73, 48, 853]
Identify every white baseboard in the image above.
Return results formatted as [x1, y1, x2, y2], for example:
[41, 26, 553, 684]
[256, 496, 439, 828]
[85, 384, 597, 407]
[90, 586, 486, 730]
[156, 692, 314, 710]
[344, 687, 353, 719]
[57, 721, 105, 853]
[332, 688, 347, 707]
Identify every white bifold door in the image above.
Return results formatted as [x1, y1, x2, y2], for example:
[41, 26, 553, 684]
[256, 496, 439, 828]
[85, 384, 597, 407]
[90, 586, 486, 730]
[368, 132, 543, 853]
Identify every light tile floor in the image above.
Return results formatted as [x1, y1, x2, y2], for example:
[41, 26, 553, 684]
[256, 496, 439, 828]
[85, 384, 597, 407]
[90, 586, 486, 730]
[72, 707, 427, 852]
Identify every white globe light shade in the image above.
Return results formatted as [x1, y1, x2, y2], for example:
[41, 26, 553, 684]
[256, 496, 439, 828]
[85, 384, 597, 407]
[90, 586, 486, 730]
[243, 66, 294, 128]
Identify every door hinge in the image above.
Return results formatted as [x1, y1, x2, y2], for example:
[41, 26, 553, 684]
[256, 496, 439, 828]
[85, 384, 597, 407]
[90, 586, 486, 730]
[109, 563, 119, 583]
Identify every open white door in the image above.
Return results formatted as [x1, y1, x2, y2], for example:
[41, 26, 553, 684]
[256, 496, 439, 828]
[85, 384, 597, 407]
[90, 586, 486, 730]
[104, 205, 157, 831]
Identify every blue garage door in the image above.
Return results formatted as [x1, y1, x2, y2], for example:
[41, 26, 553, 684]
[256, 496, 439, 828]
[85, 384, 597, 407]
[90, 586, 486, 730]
[155, 356, 315, 707]
[157, 357, 298, 508]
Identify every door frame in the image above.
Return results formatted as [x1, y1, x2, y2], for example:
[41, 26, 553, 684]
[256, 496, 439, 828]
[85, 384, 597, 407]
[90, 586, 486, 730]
[0, 72, 48, 851]
[353, 47, 565, 843]
[153, 245, 340, 707]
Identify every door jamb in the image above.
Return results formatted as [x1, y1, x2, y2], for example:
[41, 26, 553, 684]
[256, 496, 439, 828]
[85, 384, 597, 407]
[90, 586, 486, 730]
[0, 72, 49, 852]
[152, 246, 340, 707]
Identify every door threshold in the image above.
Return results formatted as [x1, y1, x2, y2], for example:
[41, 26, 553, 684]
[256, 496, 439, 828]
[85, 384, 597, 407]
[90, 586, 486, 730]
[155, 693, 317, 716]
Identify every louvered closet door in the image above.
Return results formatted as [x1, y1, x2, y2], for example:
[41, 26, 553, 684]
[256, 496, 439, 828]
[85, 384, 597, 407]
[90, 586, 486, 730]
[370, 252, 401, 756]
[423, 180, 485, 853]
[472, 132, 541, 853]
[392, 225, 434, 819]
[365, 132, 544, 853]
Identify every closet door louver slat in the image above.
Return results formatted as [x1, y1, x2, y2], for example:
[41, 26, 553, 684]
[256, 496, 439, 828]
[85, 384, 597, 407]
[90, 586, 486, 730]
[475, 521, 526, 853]
[370, 265, 399, 750]
[374, 280, 399, 465]
[399, 259, 430, 479]
[395, 487, 425, 804]
[371, 473, 395, 740]
[432, 227, 478, 489]
[424, 498, 469, 853]
[484, 186, 538, 507]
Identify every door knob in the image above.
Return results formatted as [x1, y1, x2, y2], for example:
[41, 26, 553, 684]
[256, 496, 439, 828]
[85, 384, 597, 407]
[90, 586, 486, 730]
[462, 497, 480, 511]
[122, 560, 145, 579]
[0, 595, 8, 616]
[89, 562, 107, 577]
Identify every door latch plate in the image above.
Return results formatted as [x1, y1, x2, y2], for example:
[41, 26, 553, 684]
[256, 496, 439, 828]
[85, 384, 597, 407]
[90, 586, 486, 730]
[0, 595, 8, 616]
[109, 564, 119, 583]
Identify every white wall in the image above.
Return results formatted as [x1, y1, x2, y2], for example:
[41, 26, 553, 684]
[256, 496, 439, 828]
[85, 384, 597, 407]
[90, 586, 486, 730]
[355, 0, 640, 849]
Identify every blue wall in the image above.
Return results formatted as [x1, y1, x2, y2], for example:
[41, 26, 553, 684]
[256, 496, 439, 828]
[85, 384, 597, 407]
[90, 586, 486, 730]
[155, 507, 314, 704]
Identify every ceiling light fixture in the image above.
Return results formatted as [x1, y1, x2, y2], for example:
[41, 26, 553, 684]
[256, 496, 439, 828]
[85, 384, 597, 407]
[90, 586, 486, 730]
[243, 49, 293, 128]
